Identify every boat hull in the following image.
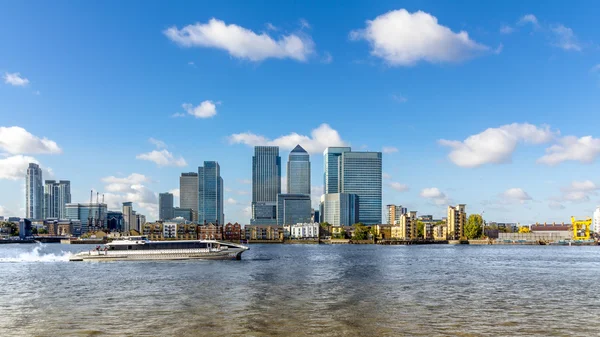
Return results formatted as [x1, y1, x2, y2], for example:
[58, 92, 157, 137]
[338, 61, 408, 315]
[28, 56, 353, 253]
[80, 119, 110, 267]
[69, 248, 246, 262]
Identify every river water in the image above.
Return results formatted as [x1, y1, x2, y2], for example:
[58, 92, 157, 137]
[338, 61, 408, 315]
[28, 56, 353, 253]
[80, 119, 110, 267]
[0, 243, 598, 336]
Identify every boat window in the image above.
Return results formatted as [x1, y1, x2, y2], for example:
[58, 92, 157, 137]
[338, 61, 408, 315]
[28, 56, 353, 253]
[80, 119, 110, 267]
[128, 245, 132, 250]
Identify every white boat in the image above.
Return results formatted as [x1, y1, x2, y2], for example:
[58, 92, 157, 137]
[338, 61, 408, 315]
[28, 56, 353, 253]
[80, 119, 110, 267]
[69, 236, 249, 262]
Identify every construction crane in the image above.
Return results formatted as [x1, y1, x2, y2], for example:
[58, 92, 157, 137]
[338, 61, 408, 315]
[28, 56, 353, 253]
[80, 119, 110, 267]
[571, 216, 592, 240]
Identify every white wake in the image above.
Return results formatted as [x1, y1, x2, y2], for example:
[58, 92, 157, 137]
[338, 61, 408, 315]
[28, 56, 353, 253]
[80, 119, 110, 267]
[0, 244, 73, 263]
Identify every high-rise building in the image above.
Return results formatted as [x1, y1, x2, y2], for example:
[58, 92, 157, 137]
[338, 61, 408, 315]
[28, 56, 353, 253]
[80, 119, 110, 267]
[65, 203, 108, 234]
[323, 147, 351, 194]
[593, 206, 600, 234]
[386, 204, 407, 225]
[106, 211, 123, 231]
[198, 161, 224, 225]
[43, 180, 71, 219]
[122, 202, 133, 233]
[323, 193, 359, 226]
[173, 207, 193, 221]
[159, 192, 174, 221]
[26, 163, 43, 220]
[180, 172, 199, 222]
[251, 146, 281, 225]
[287, 145, 310, 195]
[340, 151, 382, 225]
[447, 204, 466, 240]
[277, 194, 311, 225]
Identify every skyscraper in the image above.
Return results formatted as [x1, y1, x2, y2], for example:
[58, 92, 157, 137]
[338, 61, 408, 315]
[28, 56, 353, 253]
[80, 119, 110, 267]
[122, 202, 133, 233]
[340, 151, 382, 225]
[251, 146, 281, 225]
[277, 194, 311, 225]
[198, 161, 224, 225]
[180, 172, 199, 222]
[44, 180, 71, 219]
[386, 204, 407, 225]
[287, 145, 310, 195]
[323, 147, 351, 194]
[26, 163, 43, 220]
[323, 193, 359, 226]
[159, 192, 174, 221]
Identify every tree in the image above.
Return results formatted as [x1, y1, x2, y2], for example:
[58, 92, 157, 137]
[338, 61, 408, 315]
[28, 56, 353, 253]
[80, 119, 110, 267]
[417, 220, 425, 238]
[464, 214, 483, 239]
[352, 223, 370, 240]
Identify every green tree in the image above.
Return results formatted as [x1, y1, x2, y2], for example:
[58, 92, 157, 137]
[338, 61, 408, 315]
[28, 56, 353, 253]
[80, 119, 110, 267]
[352, 223, 370, 240]
[417, 220, 425, 238]
[464, 214, 483, 239]
[38, 228, 48, 235]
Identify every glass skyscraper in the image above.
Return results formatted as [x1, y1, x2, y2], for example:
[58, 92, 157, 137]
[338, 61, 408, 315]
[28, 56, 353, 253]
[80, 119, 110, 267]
[287, 145, 310, 195]
[251, 146, 281, 225]
[277, 194, 311, 225]
[340, 151, 382, 225]
[43, 180, 71, 219]
[198, 161, 224, 225]
[323, 193, 359, 226]
[65, 203, 108, 233]
[179, 172, 198, 222]
[159, 192, 174, 221]
[323, 147, 351, 194]
[26, 163, 43, 220]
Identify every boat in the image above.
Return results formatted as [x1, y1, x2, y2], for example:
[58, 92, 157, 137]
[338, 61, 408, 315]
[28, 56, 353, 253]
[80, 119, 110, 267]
[69, 236, 249, 262]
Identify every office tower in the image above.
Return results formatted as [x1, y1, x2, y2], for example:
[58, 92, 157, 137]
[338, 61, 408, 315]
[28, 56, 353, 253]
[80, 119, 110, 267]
[277, 194, 311, 225]
[287, 145, 310, 195]
[65, 202, 108, 234]
[43, 180, 71, 219]
[180, 172, 199, 222]
[340, 151, 382, 225]
[447, 204, 466, 240]
[159, 192, 174, 221]
[26, 163, 43, 219]
[106, 211, 123, 231]
[198, 161, 224, 225]
[323, 193, 359, 226]
[122, 202, 133, 233]
[173, 207, 193, 221]
[323, 147, 351, 194]
[251, 146, 281, 225]
[386, 204, 407, 225]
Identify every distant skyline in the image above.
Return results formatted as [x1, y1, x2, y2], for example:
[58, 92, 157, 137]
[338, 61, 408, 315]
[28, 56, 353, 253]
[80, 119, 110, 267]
[1, 1, 600, 224]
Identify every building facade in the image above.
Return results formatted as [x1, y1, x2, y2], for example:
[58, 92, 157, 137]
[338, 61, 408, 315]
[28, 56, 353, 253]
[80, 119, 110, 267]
[173, 207, 193, 222]
[43, 180, 71, 219]
[65, 203, 108, 234]
[158, 192, 174, 221]
[287, 144, 311, 195]
[447, 204, 466, 240]
[122, 202, 134, 233]
[224, 222, 243, 242]
[323, 193, 359, 226]
[26, 163, 43, 220]
[386, 204, 407, 225]
[392, 211, 417, 239]
[198, 161, 224, 225]
[251, 146, 281, 225]
[323, 147, 351, 194]
[277, 194, 312, 225]
[340, 151, 382, 225]
[106, 211, 123, 231]
[287, 222, 320, 239]
[180, 172, 199, 222]
[594, 206, 600, 234]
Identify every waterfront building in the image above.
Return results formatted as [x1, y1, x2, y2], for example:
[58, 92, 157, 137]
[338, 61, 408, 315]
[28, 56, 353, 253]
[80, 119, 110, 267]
[244, 225, 283, 241]
[277, 194, 312, 225]
[136, 213, 146, 231]
[433, 225, 447, 241]
[65, 203, 108, 234]
[19, 218, 32, 239]
[323, 193, 359, 226]
[173, 207, 193, 222]
[106, 211, 123, 231]
[159, 192, 174, 221]
[323, 147, 351, 194]
[594, 207, 600, 234]
[331, 225, 354, 239]
[44, 218, 81, 236]
[180, 172, 199, 222]
[26, 163, 44, 220]
[288, 222, 320, 239]
[198, 161, 224, 225]
[224, 222, 243, 242]
[251, 146, 281, 225]
[392, 211, 417, 239]
[287, 145, 311, 194]
[122, 202, 134, 233]
[386, 204, 407, 225]
[372, 224, 392, 240]
[198, 223, 223, 240]
[163, 222, 177, 239]
[175, 224, 198, 240]
[447, 204, 466, 240]
[43, 180, 71, 219]
[340, 151, 382, 225]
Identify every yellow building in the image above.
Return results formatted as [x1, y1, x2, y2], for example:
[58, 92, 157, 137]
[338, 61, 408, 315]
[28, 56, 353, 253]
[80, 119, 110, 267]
[391, 211, 417, 239]
[433, 224, 447, 241]
[447, 204, 466, 240]
[372, 225, 391, 240]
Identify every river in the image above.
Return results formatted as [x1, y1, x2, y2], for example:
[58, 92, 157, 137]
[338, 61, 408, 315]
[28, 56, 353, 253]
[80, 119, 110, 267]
[0, 243, 598, 336]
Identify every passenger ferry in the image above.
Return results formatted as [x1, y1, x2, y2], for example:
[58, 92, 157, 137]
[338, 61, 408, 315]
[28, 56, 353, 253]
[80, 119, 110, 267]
[69, 236, 249, 262]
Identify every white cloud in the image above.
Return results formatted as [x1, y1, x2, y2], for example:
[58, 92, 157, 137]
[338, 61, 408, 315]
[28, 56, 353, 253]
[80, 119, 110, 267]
[182, 101, 218, 118]
[518, 14, 539, 27]
[382, 146, 398, 154]
[266, 23, 278, 31]
[171, 113, 186, 118]
[0, 205, 14, 217]
[502, 188, 532, 203]
[226, 198, 238, 205]
[350, 9, 489, 66]
[100, 173, 158, 219]
[548, 201, 565, 210]
[439, 123, 556, 168]
[391, 94, 407, 103]
[420, 187, 449, 205]
[229, 123, 348, 154]
[0, 155, 39, 180]
[299, 19, 311, 30]
[494, 44, 504, 55]
[238, 179, 252, 185]
[321, 51, 333, 64]
[169, 188, 180, 198]
[389, 182, 409, 192]
[0, 126, 62, 155]
[148, 138, 167, 149]
[537, 136, 600, 165]
[164, 18, 314, 62]
[500, 25, 515, 34]
[136, 149, 187, 167]
[102, 173, 151, 186]
[382, 172, 392, 180]
[3, 72, 29, 86]
[551, 24, 581, 51]
[552, 180, 600, 203]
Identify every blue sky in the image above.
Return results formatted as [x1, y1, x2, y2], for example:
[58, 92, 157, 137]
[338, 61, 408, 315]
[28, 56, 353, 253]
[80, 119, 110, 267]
[1, 0, 599, 224]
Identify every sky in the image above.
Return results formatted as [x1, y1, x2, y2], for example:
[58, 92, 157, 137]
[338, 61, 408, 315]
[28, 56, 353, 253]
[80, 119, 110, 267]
[1, 0, 600, 225]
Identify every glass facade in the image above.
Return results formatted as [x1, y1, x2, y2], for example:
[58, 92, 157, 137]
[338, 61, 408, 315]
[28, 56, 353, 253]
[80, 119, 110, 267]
[26, 163, 43, 220]
[174, 207, 193, 221]
[65, 203, 108, 233]
[252, 146, 281, 224]
[44, 180, 71, 219]
[198, 161, 224, 225]
[323, 193, 359, 226]
[287, 145, 310, 195]
[323, 147, 351, 194]
[340, 152, 382, 225]
[179, 172, 198, 221]
[106, 211, 123, 231]
[277, 194, 312, 225]
[159, 192, 174, 220]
